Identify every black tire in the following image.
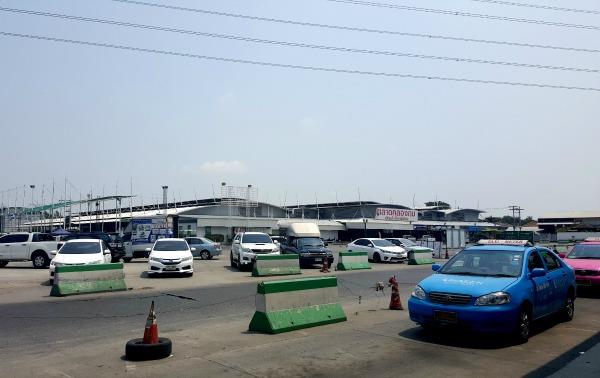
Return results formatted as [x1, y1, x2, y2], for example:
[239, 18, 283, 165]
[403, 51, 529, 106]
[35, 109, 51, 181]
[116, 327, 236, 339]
[514, 307, 531, 344]
[123, 257, 132, 263]
[230, 252, 237, 268]
[561, 293, 575, 321]
[0, 261, 8, 268]
[125, 337, 172, 361]
[200, 250, 211, 260]
[32, 252, 50, 269]
[373, 253, 382, 263]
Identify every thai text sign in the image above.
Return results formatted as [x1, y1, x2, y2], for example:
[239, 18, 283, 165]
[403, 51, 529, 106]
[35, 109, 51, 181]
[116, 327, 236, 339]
[375, 208, 418, 222]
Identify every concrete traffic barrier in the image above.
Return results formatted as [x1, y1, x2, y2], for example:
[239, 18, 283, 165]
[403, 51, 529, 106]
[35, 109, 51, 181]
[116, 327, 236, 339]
[408, 249, 435, 265]
[336, 251, 371, 271]
[248, 276, 347, 334]
[252, 254, 301, 277]
[50, 263, 127, 296]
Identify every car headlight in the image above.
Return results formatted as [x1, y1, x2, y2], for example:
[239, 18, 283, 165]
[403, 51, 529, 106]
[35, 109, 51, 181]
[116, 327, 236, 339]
[182, 256, 193, 262]
[475, 292, 511, 306]
[150, 257, 162, 263]
[241, 247, 251, 253]
[411, 285, 426, 300]
[273, 246, 280, 253]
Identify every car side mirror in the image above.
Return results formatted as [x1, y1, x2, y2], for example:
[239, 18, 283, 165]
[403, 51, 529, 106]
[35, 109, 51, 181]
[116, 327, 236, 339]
[104, 249, 111, 255]
[558, 253, 566, 259]
[368, 244, 373, 247]
[324, 242, 329, 246]
[233, 240, 240, 244]
[190, 247, 196, 252]
[145, 247, 152, 252]
[530, 268, 546, 278]
[50, 250, 57, 256]
[432, 263, 441, 272]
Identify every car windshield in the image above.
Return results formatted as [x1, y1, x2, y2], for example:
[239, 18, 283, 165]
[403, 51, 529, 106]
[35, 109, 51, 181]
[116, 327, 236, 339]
[439, 249, 523, 277]
[242, 234, 272, 244]
[200, 238, 214, 244]
[400, 239, 416, 247]
[372, 239, 395, 247]
[568, 244, 600, 259]
[153, 240, 189, 251]
[59, 242, 101, 254]
[297, 238, 324, 247]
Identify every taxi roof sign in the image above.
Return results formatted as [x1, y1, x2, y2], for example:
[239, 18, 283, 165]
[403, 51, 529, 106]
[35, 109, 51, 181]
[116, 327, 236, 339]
[477, 239, 532, 246]
[584, 237, 600, 242]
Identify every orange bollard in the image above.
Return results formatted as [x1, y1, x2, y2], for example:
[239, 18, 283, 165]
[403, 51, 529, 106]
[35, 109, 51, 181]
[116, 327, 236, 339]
[388, 275, 403, 310]
[142, 300, 159, 344]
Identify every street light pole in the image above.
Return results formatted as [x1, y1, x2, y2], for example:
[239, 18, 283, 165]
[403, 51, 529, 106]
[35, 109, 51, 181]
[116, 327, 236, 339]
[29, 185, 35, 232]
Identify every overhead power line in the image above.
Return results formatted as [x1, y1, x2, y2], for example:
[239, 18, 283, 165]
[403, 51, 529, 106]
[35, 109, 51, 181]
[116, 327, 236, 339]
[3, 7, 598, 74]
[325, 0, 600, 31]
[468, 0, 600, 15]
[108, 0, 600, 54]
[2, 31, 599, 92]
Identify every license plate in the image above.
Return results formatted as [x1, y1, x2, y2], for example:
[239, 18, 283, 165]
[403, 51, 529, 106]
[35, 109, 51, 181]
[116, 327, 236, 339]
[164, 266, 177, 271]
[576, 279, 592, 286]
[314, 258, 322, 262]
[434, 310, 458, 324]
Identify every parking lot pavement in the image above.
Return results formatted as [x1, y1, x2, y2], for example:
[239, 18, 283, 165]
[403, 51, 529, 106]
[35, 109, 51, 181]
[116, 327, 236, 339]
[0, 248, 445, 304]
[2, 286, 599, 378]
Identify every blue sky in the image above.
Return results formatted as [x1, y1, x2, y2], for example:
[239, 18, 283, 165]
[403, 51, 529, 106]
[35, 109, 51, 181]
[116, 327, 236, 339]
[1, 0, 599, 217]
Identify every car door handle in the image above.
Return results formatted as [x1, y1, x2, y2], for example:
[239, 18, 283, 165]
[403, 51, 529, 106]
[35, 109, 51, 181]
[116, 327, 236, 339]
[22, 244, 27, 246]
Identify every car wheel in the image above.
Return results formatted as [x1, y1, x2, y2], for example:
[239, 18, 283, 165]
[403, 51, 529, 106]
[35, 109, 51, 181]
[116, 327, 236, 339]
[32, 252, 50, 269]
[230, 252, 237, 268]
[514, 307, 531, 343]
[0, 261, 8, 268]
[561, 293, 575, 321]
[200, 250, 211, 260]
[123, 257, 132, 263]
[373, 253, 382, 263]
[125, 337, 172, 361]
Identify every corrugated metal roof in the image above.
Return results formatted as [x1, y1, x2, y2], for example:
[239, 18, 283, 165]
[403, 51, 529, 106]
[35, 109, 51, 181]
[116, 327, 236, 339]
[540, 211, 600, 219]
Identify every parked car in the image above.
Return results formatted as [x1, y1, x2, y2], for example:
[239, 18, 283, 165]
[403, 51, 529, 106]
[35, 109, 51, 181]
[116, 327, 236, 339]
[184, 237, 222, 260]
[0, 232, 58, 268]
[561, 238, 600, 289]
[278, 223, 334, 267]
[147, 238, 194, 276]
[230, 232, 279, 270]
[347, 238, 407, 263]
[386, 238, 435, 255]
[49, 239, 112, 281]
[60, 232, 124, 262]
[408, 240, 576, 343]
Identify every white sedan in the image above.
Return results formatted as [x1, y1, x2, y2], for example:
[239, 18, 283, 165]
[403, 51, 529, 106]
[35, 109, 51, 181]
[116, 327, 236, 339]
[147, 238, 195, 276]
[347, 238, 407, 263]
[50, 239, 112, 281]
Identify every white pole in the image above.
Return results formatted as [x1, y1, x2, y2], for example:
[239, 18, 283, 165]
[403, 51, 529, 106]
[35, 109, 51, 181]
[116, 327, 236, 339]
[50, 181, 55, 232]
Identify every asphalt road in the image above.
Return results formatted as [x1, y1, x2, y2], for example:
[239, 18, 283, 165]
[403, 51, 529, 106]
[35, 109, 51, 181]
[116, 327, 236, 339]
[0, 265, 431, 356]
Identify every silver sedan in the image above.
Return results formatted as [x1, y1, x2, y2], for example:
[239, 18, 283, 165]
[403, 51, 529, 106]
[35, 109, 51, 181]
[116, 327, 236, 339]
[184, 237, 222, 260]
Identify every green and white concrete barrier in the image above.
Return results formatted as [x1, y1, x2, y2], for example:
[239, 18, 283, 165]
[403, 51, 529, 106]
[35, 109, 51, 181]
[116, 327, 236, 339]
[248, 276, 347, 334]
[252, 254, 302, 277]
[50, 263, 127, 297]
[336, 251, 371, 271]
[408, 248, 435, 265]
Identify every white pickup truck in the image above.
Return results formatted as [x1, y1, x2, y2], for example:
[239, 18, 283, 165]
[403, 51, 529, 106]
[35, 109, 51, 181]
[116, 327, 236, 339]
[0, 232, 58, 268]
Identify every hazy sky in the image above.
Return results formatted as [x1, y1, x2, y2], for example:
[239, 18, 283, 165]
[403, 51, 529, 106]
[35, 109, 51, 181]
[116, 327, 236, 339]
[1, 0, 599, 218]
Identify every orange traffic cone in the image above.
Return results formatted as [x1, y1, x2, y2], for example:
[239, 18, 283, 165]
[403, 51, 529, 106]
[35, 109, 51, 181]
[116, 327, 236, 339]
[142, 301, 159, 344]
[388, 275, 403, 310]
[320, 256, 330, 273]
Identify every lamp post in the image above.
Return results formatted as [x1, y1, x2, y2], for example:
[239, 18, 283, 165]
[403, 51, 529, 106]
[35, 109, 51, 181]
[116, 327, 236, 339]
[363, 218, 368, 237]
[29, 185, 35, 232]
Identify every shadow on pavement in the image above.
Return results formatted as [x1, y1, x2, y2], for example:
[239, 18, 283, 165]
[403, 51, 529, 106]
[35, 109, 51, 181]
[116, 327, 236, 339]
[399, 314, 567, 350]
[523, 331, 600, 378]
[140, 272, 193, 279]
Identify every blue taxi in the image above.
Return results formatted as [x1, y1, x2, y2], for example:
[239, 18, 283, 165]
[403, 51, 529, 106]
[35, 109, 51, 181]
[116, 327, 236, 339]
[408, 240, 576, 342]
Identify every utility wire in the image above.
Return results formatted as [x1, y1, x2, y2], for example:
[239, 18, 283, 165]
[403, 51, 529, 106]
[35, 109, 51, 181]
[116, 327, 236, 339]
[325, 0, 600, 31]
[468, 0, 600, 15]
[2, 31, 599, 92]
[3, 7, 598, 74]
[108, 0, 600, 54]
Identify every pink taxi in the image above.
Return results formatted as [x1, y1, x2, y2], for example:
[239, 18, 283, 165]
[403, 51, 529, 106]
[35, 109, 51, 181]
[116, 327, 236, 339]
[562, 238, 600, 288]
